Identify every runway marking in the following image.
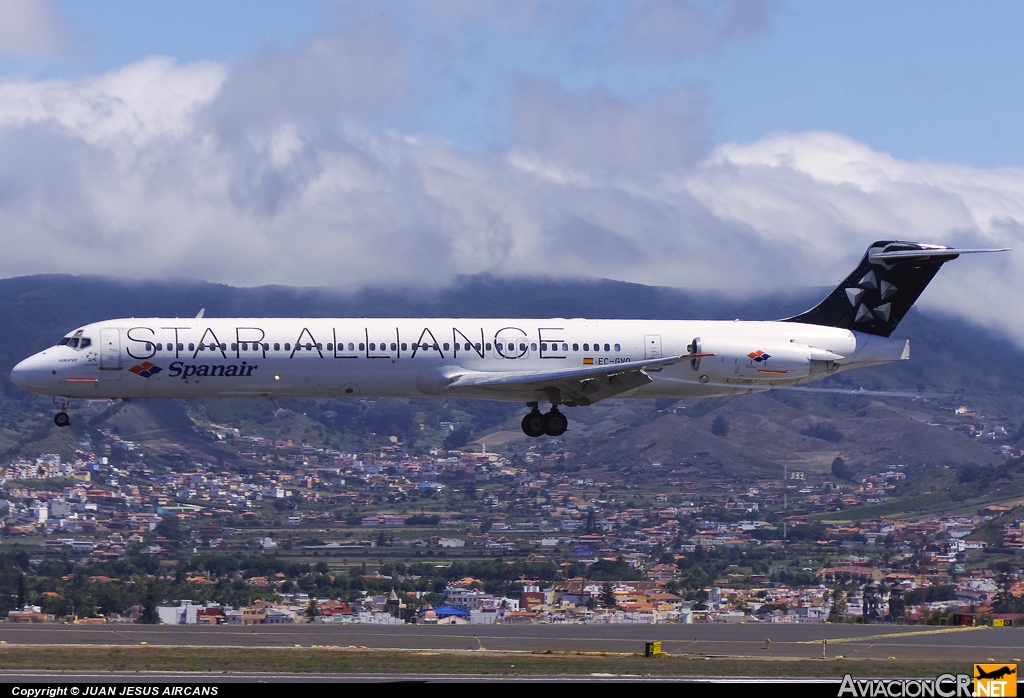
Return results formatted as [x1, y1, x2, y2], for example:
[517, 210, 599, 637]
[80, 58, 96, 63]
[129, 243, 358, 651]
[796, 626, 987, 644]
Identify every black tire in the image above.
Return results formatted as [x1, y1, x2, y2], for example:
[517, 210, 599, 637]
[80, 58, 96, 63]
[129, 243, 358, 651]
[542, 410, 568, 437]
[521, 412, 544, 438]
[53, 413, 70, 428]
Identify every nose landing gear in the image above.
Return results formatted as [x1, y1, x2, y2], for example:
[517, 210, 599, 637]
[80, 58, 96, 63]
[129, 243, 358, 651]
[520, 402, 568, 438]
[53, 396, 70, 428]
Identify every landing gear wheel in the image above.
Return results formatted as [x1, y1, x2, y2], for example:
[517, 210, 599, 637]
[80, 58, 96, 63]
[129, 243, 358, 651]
[542, 409, 568, 437]
[53, 412, 70, 428]
[521, 411, 544, 438]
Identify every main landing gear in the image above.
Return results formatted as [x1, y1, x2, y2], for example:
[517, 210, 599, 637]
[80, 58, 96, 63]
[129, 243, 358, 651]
[53, 396, 70, 428]
[521, 403, 568, 438]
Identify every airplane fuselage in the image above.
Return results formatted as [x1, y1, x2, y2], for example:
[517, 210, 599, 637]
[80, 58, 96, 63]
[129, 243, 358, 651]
[10, 241, 999, 436]
[11, 317, 909, 403]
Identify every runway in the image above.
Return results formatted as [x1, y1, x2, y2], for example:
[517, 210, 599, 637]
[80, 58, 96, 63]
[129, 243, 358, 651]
[0, 671, 746, 683]
[0, 623, 1018, 662]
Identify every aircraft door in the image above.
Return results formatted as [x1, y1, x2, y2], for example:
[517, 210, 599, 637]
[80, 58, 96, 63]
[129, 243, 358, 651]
[644, 335, 662, 360]
[100, 328, 122, 371]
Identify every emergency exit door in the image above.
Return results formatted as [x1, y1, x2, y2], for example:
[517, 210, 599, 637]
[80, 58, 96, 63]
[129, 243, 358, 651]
[644, 335, 662, 360]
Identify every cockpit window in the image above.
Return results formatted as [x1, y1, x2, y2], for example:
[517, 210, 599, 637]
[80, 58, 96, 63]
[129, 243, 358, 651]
[59, 330, 91, 349]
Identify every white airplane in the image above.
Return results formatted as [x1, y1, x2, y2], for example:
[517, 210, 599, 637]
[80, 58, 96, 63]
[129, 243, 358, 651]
[9, 241, 1004, 437]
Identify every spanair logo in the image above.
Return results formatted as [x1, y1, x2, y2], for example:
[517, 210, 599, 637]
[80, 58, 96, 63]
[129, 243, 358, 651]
[128, 361, 162, 378]
[747, 350, 771, 362]
[975, 664, 1017, 697]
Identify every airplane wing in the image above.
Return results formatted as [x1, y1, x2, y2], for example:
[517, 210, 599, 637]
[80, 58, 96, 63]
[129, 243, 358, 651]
[444, 353, 710, 405]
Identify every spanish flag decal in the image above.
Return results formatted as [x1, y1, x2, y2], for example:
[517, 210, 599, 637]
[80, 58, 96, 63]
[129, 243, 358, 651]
[583, 357, 594, 365]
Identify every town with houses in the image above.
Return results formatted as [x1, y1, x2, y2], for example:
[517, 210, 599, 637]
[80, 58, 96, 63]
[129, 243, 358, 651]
[3, 409, 1024, 628]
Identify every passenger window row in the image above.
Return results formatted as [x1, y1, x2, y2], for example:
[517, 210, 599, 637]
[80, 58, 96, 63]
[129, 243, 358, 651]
[133, 339, 622, 355]
[540, 342, 620, 352]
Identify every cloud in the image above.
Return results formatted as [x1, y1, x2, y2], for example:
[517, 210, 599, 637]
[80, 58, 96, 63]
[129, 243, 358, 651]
[627, 0, 774, 53]
[208, 19, 411, 131]
[0, 0, 70, 59]
[416, 0, 543, 28]
[512, 78, 709, 174]
[0, 55, 1023, 343]
[0, 56, 226, 146]
[683, 131, 1024, 336]
[417, 0, 774, 53]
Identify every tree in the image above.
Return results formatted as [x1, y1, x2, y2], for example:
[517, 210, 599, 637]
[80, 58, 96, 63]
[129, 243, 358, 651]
[831, 457, 853, 480]
[601, 582, 617, 608]
[443, 425, 474, 450]
[588, 558, 642, 581]
[687, 589, 709, 611]
[154, 515, 189, 543]
[802, 423, 844, 443]
[64, 571, 96, 618]
[273, 498, 295, 512]
[993, 562, 1019, 612]
[830, 588, 847, 618]
[306, 598, 321, 622]
[361, 402, 415, 440]
[711, 415, 729, 437]
[0, 558, 24, 616]
[135, 576, 163, 624]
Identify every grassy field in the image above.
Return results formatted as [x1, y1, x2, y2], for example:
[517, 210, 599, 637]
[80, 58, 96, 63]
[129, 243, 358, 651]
[0, 646, 975, 678]
[813, 491, 953, 522]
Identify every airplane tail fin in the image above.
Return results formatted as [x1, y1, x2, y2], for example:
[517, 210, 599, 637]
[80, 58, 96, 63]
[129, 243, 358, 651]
[783, 241, 1008, 337]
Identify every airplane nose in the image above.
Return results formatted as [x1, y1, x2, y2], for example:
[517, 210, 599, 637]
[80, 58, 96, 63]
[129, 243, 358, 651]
[11, 356, 39, 391]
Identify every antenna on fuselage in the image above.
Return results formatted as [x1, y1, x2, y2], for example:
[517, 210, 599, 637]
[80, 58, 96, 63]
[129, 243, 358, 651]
[195, 308, 205, 319]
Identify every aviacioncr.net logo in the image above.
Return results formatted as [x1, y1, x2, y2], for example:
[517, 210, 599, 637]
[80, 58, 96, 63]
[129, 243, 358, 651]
[838, 673, 973, 697]
[975, 664, 1017, 697]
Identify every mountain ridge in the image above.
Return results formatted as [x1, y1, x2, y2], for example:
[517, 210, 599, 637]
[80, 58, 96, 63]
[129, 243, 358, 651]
[0, 273, 1020, 502]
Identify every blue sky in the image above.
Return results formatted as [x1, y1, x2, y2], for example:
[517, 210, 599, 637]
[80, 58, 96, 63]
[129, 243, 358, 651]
[17, 1, 1024, 167]
[2, 0, 1024, 338]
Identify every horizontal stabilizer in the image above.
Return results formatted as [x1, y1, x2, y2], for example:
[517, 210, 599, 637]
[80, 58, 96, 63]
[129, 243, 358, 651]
[869, 246, 1010, 261]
